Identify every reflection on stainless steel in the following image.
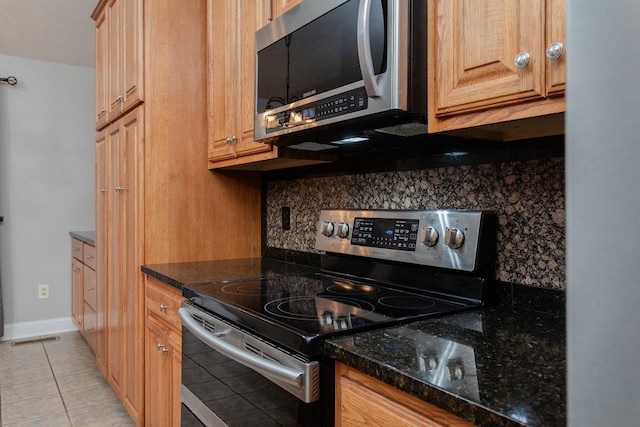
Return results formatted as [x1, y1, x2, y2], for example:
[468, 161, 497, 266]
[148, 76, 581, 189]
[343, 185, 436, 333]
[328, 279, 380, 295]
[389, 328, 480, 401]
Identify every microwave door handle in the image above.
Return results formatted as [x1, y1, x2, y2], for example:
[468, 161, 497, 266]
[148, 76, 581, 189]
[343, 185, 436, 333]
[357, 0, 381, 97]
[178, 308, 304, 387]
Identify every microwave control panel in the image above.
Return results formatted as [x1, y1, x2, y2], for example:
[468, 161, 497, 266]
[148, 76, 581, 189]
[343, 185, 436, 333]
[264, 87, 368, 134]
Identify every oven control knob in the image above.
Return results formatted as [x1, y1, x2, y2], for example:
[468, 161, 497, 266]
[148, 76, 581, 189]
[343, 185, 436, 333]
[321, 221, 335, 237]
[336, 222, 350, 238]
[420, 226, 439, 247]
[444, 227, 465, 249]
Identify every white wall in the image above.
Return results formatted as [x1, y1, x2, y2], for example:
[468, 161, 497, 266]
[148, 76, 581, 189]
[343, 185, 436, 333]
[0, 54, 95, 339]
[567, 0, 640, 425]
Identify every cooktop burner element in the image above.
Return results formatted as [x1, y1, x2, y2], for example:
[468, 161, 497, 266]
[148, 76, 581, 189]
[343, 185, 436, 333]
[182, 209, 496, 357]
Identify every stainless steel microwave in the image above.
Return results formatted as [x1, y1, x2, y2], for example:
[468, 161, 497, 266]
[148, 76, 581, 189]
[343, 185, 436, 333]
[254, 0, 427, 148]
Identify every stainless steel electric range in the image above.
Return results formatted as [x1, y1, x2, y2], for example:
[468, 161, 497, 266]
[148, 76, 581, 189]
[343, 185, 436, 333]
[179, 209, 496, 426]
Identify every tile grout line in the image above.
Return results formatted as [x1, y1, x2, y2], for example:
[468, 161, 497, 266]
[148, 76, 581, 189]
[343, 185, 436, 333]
[42, 343, 75, 427]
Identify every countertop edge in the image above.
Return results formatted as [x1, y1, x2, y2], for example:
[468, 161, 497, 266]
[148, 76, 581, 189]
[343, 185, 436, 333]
[141, 265, 185, 291]
[324, 341, 523, 427]
[70, 231, 96, 247]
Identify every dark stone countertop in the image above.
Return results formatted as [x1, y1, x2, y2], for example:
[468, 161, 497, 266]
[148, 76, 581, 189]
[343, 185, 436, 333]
[325, 306, 565, 427]
[70, 231, 95, 246]
[141, 258, 319, 291]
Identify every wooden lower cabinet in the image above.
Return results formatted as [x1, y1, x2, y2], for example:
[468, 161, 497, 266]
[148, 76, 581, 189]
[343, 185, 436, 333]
[144, 276, 184, 427]
[71, 238, 104, 356]
[335, 362, 475, 427]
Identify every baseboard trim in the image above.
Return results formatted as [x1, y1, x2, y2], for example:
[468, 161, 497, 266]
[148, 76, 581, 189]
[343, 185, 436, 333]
[1, 317, 79, 341]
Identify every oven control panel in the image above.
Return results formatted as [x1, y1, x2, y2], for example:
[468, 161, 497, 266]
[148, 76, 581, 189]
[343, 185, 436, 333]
[315, 209, 490, 272]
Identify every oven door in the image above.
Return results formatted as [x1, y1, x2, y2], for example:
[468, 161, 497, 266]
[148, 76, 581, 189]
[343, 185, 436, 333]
[179, 303, 322, 426]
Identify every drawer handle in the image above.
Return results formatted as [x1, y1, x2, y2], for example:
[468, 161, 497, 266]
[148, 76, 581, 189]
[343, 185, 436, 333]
[86, 327, 95, 331]
[157, 342, 169, 354]
[87, 287, 95, 291]
[159, 304, 168, 311]
[85, 255, 94, 260]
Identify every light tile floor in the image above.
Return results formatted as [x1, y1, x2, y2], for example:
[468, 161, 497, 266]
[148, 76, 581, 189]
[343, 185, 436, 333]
[0, 331, 135, 426]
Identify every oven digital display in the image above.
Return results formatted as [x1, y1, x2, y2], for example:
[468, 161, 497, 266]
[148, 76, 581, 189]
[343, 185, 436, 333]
[351, 217, 419, 251]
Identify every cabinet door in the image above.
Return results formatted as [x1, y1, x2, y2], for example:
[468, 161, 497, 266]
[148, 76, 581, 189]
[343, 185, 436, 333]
[431, 0, 545, 116]
[71, 257, 83, 329]
[83, 302, 97, 353]
[106, 107, 144, 425]
[83, 264, 97, 311]
[208, 0, 236, 161]
[107, 0, 143, 121]
[237, 0, 272, 157]
[208, 0, 272, 162]
[335, 362, 475, 427]
[95, 9, 108, 130]
[95, 130, 108, 376]
[121, 0, 143, 113]
[119, 108, 144, 423]
[107, 0, 122, 120]
[545, 0, 565, 96]
[107, 118, 122, 397]
[145, 314, 181, 427]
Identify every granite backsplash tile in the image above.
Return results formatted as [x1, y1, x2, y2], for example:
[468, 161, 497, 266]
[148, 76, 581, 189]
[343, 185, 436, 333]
[266, 157, 565, 290]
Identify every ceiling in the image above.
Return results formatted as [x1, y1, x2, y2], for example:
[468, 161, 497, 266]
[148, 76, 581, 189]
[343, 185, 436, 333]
[0, 0, 96, 69]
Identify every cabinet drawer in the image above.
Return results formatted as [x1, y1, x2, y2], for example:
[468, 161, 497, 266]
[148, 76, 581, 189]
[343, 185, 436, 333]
[72, 238, 83, 261]
[83, 243, 97, 270]
[83, 302, 97, 353]
[145, 278, 184, 331]
[83, 265, 97, 311]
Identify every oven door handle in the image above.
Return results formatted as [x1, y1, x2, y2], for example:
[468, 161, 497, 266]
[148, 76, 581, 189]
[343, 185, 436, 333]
[178, 308, 304, 387]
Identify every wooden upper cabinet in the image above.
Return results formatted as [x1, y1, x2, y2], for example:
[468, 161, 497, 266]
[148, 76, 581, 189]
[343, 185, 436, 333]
[271, 0, 303, 18]
[428, 0, 566, 135]
[208, 0, 273, 165]
[546, 0, 566, 96]
[207, 0, 334, 170]
[95, 9, 108, 130]
[94, 0, 143, 127]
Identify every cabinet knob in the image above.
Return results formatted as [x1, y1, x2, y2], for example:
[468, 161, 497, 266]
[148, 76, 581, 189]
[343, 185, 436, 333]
[546, 42, 564, 60]
[514, 52, 531, 69]
[159, 304, 168, 311]
[100, 188, 106, 193]
[114, 95, 123, 103]
[100, 108, 106, 114]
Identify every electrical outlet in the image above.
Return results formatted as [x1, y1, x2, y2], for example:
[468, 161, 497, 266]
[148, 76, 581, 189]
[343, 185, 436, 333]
[38, 284, 49, 299]
[282, 206, 291, 230]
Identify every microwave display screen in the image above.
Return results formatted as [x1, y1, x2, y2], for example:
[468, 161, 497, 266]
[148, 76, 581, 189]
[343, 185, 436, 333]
[257, 0, 387, 113]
